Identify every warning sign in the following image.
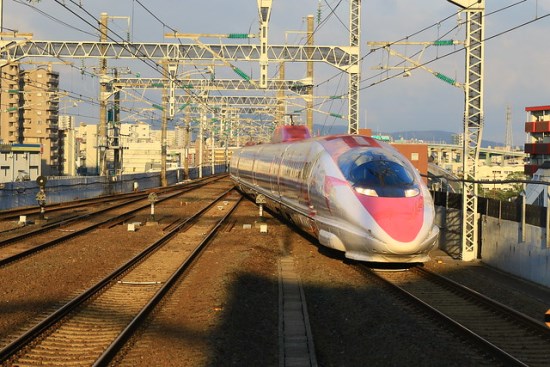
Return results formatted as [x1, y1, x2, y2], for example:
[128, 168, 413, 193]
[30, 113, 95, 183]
[545, 310, 550, 328]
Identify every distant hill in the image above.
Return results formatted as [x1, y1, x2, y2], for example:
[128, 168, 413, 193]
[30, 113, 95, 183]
[380, 130, 502, 148]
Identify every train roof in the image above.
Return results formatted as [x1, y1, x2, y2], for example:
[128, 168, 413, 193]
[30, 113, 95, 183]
[271, 125, 311, 143]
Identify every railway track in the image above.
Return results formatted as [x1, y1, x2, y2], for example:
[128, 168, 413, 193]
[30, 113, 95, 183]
[0, 175, 225, 222]
[0, 193, 143, 222]
[0, 177, 225, 267]
[359, 265, 550, 366]
[0, 188, 241, 366]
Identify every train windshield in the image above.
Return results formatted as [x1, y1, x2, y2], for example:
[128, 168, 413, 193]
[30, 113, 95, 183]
[338, 149, 420, 198]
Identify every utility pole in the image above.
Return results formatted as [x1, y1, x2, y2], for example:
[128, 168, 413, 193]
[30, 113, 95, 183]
[98, 12, 108, 176]
[112, 68, 121, 176]
[184, 114, 190, 179]
[199, 103, 205, 178]
[277, 62, 285, 124]
[161, 61, 177, 187]
[161, 61, 168, 187]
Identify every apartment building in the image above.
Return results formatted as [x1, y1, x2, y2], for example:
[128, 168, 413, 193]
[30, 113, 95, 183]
[0, 63, 61, 176]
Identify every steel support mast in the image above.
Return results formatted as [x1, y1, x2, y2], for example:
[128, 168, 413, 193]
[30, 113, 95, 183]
[348, 0, 361, 134]
[98, 12, 108, 176]
[306, 15, 314, 132]
[257, 0, 272, 89]
[448, 0, 485, 261]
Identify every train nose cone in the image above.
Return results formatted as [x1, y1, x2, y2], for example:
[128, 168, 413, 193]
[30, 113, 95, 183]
[356, 195, 424, 243]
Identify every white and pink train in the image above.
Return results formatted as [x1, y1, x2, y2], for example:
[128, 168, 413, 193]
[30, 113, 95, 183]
[230, 125, 439, 263]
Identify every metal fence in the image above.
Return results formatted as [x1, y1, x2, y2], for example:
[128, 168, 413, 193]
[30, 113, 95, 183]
[432, 191, 547, 228]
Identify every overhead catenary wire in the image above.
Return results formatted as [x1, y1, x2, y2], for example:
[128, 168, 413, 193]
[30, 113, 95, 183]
[300, 0, 546, 125]
[9, 0, 550, 131]
[53, 0, 218, 118]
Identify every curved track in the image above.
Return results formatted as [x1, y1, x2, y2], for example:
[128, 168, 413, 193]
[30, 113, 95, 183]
[359, 265, 550, 366]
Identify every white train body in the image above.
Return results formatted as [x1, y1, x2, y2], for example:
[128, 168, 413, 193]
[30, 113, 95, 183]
[230, 126, 439, 263]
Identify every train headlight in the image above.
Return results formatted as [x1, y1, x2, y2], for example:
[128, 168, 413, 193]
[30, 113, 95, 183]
[404, 188, 420, 197]
[355, 187, 378, 197]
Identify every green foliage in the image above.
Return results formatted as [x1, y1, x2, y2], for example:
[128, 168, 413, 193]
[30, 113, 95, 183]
[481, 171, 526, 201]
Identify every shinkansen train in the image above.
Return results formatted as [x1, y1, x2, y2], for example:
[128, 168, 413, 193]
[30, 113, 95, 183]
[230, 125, 439, 263]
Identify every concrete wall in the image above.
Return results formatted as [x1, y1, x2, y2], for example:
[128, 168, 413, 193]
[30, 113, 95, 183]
[481, 216, 550, 288]
[434, 203, 550, 288]
[435, 206, 463, 259]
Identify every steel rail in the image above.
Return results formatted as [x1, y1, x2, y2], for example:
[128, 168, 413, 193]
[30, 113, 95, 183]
[94, 192, 242, 366]
[0, 186, 235, 364]
[0, 178, 222, 267]
[360, 266, 550, 366]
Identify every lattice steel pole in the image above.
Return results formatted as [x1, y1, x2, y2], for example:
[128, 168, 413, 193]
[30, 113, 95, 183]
[348, 0, 361, 134]
[449, 0, 485, 261]
[257, 0, 272, 89]
[98, 12, 109, 176]
[306, 15, 314, 132]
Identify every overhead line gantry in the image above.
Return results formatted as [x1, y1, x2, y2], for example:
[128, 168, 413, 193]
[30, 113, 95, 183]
[1, 1, 362, 185]
[369, 1, 485, 261]
[0, 0, 361, 134]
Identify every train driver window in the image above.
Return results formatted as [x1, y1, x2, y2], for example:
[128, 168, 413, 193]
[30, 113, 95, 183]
[339, 149, 420, 198]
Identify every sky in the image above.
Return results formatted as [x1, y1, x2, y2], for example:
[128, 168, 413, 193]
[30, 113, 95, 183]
[4, 0, 550, 146]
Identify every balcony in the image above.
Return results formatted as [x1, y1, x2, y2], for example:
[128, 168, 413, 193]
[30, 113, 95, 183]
[524, 143, 550, 155]
[525, 121, 550, 133]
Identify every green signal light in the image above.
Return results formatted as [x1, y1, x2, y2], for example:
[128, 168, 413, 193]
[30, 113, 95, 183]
[330, 113, 344, 119]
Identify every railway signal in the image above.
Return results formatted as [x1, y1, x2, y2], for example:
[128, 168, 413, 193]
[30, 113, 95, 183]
[256, 194, 266, 218]
[35, 175, 47, 222]
[148, 192, 158, 223]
